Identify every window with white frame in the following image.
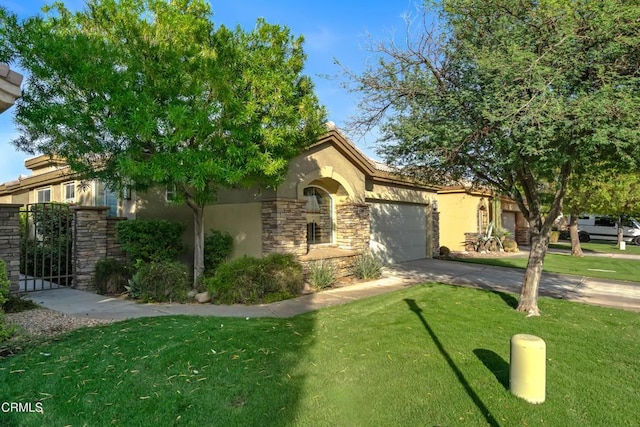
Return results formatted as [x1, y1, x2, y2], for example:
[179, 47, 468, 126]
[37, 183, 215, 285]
[95, 181, 118, 217]
[62, 182, 76, 203]
[166, 184, 177, 202]
[304, 186, 333, 244]
[36, 187, 51, 203]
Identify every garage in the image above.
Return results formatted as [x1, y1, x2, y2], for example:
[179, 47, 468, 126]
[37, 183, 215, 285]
[369, 201, 428, 263]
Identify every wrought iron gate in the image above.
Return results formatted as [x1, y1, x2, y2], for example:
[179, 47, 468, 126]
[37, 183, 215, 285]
[20, 203, 74, 291]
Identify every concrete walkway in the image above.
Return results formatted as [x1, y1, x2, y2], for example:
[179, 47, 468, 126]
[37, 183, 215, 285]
[23, 257, 640, 320]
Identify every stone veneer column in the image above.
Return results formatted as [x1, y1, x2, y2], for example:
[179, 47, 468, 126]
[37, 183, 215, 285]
[335, 203, 370, 252]
[261, 199, 308, 255]
[72, 206, 108, 291]
[0, 204, 23, 294]
[430, 210, 440, 257]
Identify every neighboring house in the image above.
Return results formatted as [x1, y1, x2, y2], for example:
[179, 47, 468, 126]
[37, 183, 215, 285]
[0, 125, 441, 270]
[0, 155, 136, 218]
[438, 186, 529, 251]
[0, 63, 22, 114]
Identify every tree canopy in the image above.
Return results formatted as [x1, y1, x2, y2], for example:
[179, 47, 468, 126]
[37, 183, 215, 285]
[1, 0, 326, 283]
[344, 0, 640, 314]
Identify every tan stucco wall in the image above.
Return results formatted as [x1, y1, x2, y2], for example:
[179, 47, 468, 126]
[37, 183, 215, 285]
[136, 187, 263, 266]
[438, 191, 486, 251]
[278, 143, 366, 202]
[204, 203, 262, 258]
[366, 181, 434, 205]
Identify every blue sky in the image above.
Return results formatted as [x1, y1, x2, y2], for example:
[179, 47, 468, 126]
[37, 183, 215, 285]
[0, 0, 418, 183]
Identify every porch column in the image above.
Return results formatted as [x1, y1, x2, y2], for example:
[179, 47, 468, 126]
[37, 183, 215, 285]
[335, 203, 370, 252]
[261, 199, 308, 255]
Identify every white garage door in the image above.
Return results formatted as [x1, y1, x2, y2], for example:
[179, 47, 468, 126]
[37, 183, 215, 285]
[369, 202, 428, 264]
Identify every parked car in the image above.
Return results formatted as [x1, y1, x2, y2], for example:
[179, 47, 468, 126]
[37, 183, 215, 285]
[576, 214, 640, 245]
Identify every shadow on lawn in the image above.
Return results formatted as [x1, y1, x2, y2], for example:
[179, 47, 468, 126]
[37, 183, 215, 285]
[491, 290, 518, 309]
[404, 298, 501, 427]
[474, 349, 509, 389]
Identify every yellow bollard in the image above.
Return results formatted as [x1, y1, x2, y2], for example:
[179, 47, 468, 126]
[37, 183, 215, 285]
[510, 334, 546, 404]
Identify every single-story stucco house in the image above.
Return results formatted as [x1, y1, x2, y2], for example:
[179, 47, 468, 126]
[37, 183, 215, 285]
[1, 124, 441, 273]
[438, 186, 529, 251]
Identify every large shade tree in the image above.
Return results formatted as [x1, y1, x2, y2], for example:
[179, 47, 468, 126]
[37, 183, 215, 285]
[0, 0, 326, 285]
[344, 0, 640, 315]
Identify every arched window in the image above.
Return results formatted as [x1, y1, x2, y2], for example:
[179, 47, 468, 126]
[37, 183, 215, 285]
[304, 186, 332, 244]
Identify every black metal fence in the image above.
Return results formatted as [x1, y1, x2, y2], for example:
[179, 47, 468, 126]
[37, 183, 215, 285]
[20, 203, 74, 291]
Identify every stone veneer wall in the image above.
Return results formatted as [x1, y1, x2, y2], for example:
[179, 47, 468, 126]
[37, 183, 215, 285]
[73, 206, 108, 291]
[299, 253, 360, 279]
[261, 199, 308, 255]
[335, 203, 370, 251]
[0, 204, 22, 294]
[432, 211, 440, 256]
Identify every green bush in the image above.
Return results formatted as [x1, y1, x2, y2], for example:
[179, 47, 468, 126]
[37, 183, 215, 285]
[116, 220, 186, 262]
[439, 246, 451, 257]
[503, 238, 519, 252]
[351, 252, 383, 280]
[0, 259, 9, 307]
[134, 261, 190, 303]
[308, 260, 336, 289]
[204, 230, 233, 274]
[205, 254, 303, 304]
[0, 259, 14, 342]
[93, 258, 132, 295]
[2, 294, 39, 314]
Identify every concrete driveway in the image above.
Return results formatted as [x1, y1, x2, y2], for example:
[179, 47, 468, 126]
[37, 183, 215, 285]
[386, 258, 640, 312]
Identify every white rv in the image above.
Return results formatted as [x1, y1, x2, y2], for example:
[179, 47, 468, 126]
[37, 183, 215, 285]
[577, 214, 640, 245]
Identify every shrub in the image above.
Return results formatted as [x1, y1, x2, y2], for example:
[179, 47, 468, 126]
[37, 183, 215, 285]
[116, 220, 186, 262]
[351, 252, 383, 280]
[0, 259, 9, 307]
[503, 239, 519, 252]
[134, 261, 190, 303]
[2, 294, 39, 314]
[93, 258, 132, 295]
[204, 230, 233, 274]
[205, 254, 303, 304]
[439, 246, 451, 257]
[0, 259, 14, 342]
[308, 260, 336, 289]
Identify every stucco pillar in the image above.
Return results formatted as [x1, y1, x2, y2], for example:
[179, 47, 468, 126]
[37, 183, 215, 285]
[0, 204, 23, 294]
[72, 206, 108, 291]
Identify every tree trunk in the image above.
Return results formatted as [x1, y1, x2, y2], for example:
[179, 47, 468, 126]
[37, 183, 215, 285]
[517, 231, 549, 316]
[568, 213, 583, 256]
[192, 204, 205, 288]
[617, 215, 623, 245]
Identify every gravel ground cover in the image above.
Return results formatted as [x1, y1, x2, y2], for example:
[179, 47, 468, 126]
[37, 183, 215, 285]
[5, 308, 113, 337]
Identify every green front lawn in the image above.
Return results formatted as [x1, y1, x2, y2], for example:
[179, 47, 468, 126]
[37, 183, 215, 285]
[1, 284, 639, 426]
[550, 240, 640, 255]
[457, 253, 640, 282]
